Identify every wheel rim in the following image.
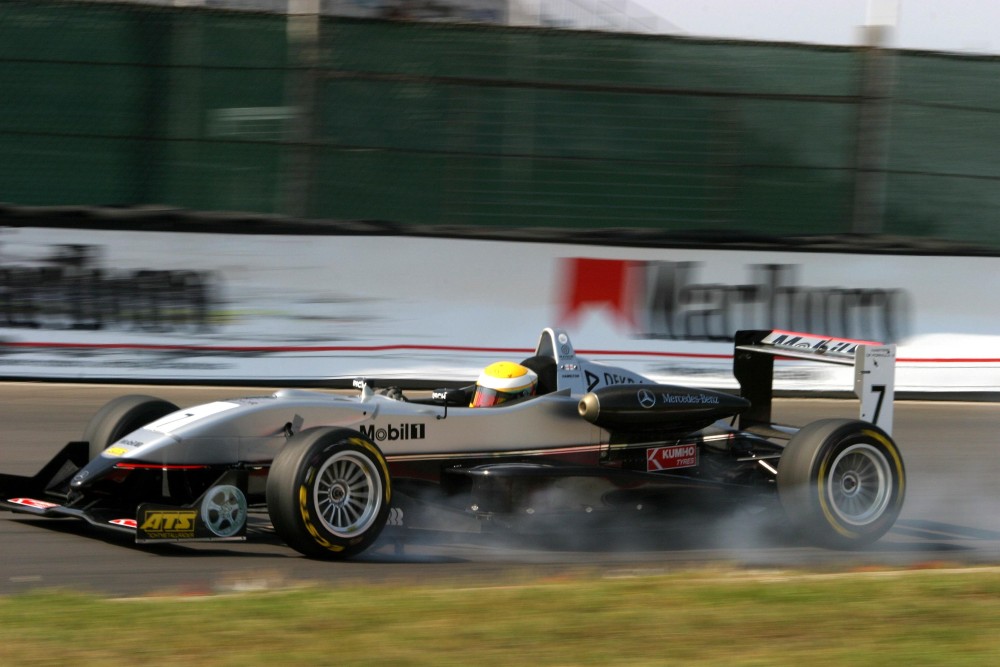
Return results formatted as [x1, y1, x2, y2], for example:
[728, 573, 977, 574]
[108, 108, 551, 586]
[313, 450, 382, 538]
[200, 484, 248, 538]
[825, 443, 893, 526]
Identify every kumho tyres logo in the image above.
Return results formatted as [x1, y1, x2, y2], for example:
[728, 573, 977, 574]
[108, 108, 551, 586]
[559, 258, 909, 343]
[647, 444, 699, 472]
[139, 509, 197, 539]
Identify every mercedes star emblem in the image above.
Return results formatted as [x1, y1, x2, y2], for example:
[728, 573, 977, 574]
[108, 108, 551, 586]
[637, 389, 656, 409]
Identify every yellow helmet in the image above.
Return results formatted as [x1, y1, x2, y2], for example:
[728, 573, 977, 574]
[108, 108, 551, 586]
[470, 361, 538, 407]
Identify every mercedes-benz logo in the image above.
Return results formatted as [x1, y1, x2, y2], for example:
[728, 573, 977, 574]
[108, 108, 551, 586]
[637, 389, 656, 409]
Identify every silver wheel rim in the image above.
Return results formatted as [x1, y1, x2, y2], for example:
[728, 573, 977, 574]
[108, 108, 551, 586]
[313, 450, 382, 538]
[826, 443, 892, 526]
[200, 484, 248, 538]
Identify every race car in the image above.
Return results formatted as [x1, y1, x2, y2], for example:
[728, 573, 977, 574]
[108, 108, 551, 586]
[0, 327, 905, 559]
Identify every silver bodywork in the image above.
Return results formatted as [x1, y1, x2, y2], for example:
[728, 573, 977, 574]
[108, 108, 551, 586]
[91, 389, 601, 465]
[72, 327, 633, 482]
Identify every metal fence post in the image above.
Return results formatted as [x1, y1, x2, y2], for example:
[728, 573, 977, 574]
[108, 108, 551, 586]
[281, 0, 320, 219]
[851, 24, 895, 234]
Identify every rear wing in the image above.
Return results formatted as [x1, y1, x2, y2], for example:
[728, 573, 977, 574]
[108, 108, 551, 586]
[733, 330, 896, 435]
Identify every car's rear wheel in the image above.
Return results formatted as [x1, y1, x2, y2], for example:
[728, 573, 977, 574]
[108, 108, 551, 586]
[266, 427, 391, 559]
[777, 418, 905, 549]
[83, 395, 179, 460]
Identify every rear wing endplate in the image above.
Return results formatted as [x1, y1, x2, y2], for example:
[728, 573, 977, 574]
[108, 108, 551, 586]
[733, 330, 896, 435]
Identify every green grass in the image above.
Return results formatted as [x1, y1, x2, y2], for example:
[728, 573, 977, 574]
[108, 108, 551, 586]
[3, 567, 1000, 666]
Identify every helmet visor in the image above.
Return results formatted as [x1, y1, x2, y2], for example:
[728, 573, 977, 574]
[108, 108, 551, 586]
[469, 385, 535, 408]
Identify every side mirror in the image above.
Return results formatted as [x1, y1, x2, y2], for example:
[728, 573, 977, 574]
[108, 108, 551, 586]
[432, 388, 469, 406]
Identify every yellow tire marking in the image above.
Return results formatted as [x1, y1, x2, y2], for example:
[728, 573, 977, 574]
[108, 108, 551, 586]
[349, 436, 392, 504]
[862, 429, 906, 504]
[298, 469, 344, 553]
[817, 455, 858, 539]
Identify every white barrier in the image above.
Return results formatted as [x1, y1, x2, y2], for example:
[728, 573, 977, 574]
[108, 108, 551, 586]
[0, 226, 996, 394]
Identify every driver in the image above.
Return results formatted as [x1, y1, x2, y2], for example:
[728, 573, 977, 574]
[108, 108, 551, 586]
[469, 361, 538, 407]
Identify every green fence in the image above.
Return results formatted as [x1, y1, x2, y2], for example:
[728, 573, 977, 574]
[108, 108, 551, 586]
[2, 1, 999, 246]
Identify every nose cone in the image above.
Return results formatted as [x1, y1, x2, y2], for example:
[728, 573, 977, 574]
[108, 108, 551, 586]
[70, 455, 119, 490]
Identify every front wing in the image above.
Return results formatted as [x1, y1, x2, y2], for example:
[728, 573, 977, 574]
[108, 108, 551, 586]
[1, 450, 249, 543]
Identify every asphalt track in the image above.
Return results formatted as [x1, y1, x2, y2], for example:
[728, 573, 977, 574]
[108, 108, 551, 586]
[1, 383, 999, 597]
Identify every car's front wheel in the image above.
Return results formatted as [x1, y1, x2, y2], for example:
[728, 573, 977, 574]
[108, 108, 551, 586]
[266, 427, 391, 559]
[777, 418, 905, 549]
[82, 395, 179, 460]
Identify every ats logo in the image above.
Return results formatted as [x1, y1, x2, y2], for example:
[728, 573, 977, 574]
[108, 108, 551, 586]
[139, 509, 197, 538]
[558, 258, 908, 343]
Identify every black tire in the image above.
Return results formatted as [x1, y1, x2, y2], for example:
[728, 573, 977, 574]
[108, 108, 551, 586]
[777, 418, 905, 549]
[82, 395, 179, 460]
[266, 427, 391, 560]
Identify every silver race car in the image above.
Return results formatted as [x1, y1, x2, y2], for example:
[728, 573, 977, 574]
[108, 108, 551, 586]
[0, 327, 905, 559]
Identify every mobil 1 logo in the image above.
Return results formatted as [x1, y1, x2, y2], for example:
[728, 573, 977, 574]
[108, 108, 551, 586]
[359, 422, 426, 443]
